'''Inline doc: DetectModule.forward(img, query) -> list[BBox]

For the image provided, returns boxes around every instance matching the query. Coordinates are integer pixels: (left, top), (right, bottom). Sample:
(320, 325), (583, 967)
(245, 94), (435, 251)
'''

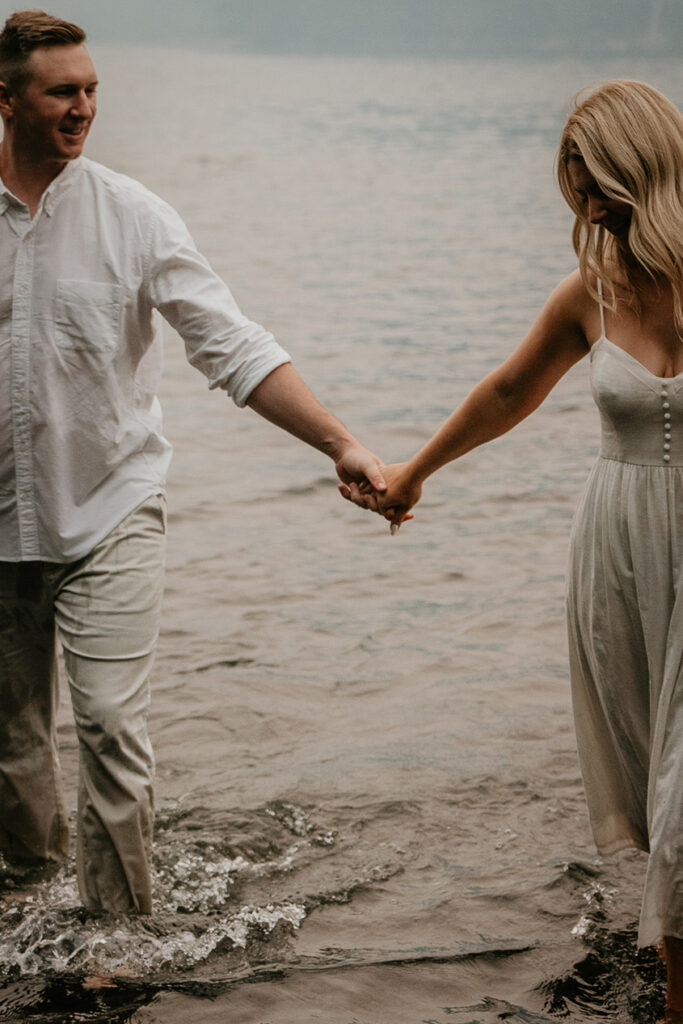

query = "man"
(0, 10), (383, 914)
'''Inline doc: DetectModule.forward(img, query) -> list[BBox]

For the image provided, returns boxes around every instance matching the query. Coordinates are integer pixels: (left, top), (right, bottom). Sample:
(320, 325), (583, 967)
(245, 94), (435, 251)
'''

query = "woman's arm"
(376, 271), (592, 522)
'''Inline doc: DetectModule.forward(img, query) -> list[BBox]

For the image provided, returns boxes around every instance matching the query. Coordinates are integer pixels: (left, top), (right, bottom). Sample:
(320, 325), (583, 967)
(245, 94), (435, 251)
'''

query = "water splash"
(571, 881), (618, 938)
(265, 800), (337, 847)
(0, 800), (330, 978)
(0, 896), (306, 977)
(153, 851), (250, 914)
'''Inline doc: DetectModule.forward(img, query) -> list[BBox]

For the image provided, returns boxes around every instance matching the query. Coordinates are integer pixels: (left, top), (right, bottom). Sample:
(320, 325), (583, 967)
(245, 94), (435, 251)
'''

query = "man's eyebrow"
(46, 78), (99, 90)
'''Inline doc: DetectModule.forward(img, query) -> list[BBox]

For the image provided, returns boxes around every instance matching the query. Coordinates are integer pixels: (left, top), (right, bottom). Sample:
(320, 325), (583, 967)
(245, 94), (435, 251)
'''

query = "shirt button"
(665, 433), (672, 440)
(664, 453), (671, 462)
(664, 443), (671, 450)
(663, 401), (671, 409)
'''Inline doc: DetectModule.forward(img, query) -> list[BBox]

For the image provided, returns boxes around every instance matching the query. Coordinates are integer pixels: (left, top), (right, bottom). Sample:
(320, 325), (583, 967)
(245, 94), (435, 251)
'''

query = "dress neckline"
(596, 334), (683, 382)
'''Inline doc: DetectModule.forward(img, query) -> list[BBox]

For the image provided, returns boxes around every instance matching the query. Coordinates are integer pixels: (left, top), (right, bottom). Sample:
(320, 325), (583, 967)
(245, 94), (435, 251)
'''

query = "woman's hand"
(374, 462), (422, 527)
(338, 460), (420, 529)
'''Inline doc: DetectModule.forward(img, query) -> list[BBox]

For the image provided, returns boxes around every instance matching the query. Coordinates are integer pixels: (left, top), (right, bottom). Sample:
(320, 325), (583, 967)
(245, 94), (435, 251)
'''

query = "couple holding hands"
(0, 6), (681, 1018)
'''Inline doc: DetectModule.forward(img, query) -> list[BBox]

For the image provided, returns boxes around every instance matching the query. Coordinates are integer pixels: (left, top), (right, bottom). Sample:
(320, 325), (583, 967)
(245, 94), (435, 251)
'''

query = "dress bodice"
(590, 336), (683, 466)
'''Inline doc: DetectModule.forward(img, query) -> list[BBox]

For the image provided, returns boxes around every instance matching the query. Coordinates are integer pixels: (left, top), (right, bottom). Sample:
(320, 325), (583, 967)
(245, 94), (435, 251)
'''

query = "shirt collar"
(0, 181), (12, 215)
(42, 157), (83, 216)
(0, 156), (83, 217)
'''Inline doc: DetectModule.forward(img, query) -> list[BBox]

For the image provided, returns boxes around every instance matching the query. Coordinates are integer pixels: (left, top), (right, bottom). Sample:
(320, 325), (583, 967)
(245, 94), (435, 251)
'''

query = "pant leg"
(0, 562), (69, 865)
(53, 495), (166, 913)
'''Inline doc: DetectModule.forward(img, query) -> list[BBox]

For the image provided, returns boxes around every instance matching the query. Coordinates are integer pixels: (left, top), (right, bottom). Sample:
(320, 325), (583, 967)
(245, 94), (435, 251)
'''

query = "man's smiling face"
(7, 43), (97, 166)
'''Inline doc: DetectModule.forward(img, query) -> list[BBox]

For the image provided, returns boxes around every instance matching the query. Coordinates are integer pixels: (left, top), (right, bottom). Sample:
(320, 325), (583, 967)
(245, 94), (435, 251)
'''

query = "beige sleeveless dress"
(567, 297), (683, 946)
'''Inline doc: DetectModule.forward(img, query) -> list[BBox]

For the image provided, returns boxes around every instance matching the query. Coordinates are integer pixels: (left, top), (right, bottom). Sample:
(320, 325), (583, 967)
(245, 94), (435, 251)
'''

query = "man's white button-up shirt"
(0, 157), (291, 562)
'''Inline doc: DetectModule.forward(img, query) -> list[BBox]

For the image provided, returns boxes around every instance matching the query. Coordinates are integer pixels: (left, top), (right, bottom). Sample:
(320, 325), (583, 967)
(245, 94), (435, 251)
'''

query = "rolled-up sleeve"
(145, 201), (290, 407)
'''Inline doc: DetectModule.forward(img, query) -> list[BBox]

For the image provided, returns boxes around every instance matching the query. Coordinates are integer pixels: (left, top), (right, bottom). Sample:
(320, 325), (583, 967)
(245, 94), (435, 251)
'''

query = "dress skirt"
(567, 455), (683, 946)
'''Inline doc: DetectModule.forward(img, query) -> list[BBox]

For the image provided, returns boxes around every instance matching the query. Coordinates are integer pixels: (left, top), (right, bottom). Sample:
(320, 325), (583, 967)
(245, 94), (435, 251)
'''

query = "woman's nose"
(587, 198), (607, 224)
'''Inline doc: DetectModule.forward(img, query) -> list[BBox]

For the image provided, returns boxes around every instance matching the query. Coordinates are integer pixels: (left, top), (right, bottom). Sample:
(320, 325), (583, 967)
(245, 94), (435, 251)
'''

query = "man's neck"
(0, 142), (70, 217)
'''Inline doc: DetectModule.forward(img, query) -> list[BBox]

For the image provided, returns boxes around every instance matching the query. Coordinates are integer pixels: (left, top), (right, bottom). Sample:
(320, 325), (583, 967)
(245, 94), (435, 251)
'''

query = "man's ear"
(0, 80), (14, 119)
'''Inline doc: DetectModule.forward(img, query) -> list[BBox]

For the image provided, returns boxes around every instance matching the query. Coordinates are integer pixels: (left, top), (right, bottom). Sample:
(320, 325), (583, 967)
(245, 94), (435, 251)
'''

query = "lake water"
(1, 45), (682, 1024)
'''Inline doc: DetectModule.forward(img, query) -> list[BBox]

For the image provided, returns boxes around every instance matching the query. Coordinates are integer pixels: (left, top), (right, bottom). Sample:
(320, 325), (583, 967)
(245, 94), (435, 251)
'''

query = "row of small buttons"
(662, 384), (672, 462)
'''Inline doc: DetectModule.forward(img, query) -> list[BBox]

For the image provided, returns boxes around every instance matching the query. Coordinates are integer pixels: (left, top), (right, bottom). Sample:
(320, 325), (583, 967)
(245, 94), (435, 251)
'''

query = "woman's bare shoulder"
(548, 268), (592, 311)
(543, 268), (599, 343)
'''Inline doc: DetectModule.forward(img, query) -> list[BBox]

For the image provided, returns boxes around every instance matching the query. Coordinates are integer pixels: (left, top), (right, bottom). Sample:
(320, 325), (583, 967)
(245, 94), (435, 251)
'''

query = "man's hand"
(338, 456), (421, 530)
(336, 443), (386, 510)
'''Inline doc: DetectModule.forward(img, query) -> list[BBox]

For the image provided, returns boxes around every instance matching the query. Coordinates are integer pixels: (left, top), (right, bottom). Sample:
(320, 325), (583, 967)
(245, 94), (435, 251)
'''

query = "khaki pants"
(0, 495), (166, 913)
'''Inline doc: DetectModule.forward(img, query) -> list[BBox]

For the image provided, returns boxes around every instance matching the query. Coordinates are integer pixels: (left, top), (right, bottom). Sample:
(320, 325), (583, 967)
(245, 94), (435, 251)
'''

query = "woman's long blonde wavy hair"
(557, 80), (683, 334)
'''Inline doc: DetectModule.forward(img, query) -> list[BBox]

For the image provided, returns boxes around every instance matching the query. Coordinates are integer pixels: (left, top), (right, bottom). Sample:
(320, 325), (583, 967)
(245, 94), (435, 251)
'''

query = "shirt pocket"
(54, 280), (123, 353)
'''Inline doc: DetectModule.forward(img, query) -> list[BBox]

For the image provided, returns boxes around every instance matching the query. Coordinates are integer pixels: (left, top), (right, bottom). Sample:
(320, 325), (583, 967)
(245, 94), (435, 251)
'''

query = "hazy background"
(0, 0), (680, 58)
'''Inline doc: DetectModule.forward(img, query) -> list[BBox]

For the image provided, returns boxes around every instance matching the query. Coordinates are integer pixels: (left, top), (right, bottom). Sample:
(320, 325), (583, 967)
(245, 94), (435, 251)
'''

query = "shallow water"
(1, 46), (682, 1024)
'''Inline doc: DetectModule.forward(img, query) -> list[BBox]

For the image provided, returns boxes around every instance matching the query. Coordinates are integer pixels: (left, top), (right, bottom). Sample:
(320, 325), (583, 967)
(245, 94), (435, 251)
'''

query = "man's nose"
(70, 90), (93, 118)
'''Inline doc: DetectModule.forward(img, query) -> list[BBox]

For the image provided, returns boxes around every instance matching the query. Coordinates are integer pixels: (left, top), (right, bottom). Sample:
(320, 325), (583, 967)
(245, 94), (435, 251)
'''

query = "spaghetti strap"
(597, 278), (606, 338)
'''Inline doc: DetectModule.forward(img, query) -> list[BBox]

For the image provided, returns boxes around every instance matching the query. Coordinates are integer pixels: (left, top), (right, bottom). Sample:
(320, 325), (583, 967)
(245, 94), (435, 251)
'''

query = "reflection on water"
(1, 46), (681, 1023)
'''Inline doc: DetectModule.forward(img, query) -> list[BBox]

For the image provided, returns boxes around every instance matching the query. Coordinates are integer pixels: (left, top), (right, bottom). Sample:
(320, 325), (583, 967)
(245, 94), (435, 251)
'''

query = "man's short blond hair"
(0, 9), (86, 93)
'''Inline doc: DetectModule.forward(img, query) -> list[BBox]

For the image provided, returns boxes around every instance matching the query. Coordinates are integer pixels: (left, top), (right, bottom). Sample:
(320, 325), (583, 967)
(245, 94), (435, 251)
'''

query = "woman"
(349, 80), (683, 1020)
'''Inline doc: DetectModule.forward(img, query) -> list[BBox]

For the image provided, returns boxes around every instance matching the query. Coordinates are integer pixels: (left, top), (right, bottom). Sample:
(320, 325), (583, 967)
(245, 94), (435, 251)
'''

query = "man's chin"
(58, 131), (89, 156)
(56, 142), (86, 161)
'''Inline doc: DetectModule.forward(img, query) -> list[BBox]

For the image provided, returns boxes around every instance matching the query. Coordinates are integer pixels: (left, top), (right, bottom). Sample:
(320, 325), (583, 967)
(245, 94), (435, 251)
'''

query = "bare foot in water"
(82, 966), (136, 990)
(82, 975), (118, 990)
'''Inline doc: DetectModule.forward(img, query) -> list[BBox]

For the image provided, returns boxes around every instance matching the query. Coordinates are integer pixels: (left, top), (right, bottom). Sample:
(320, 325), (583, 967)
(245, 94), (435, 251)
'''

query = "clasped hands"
(336, 449), (421, 530)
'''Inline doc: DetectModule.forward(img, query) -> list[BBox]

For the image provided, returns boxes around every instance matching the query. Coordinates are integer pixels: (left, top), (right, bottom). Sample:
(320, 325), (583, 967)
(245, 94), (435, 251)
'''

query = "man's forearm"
(246, 362), (355, 460)
(246, 362), (386, 492)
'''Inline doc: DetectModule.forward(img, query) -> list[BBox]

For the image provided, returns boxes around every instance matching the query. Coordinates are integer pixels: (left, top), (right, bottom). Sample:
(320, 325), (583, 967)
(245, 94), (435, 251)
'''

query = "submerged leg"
(64, 648), (158, 912)
(664, 936), (683, 1017)
(54, 496), (166, 913)
(0, 562), (69, 869)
